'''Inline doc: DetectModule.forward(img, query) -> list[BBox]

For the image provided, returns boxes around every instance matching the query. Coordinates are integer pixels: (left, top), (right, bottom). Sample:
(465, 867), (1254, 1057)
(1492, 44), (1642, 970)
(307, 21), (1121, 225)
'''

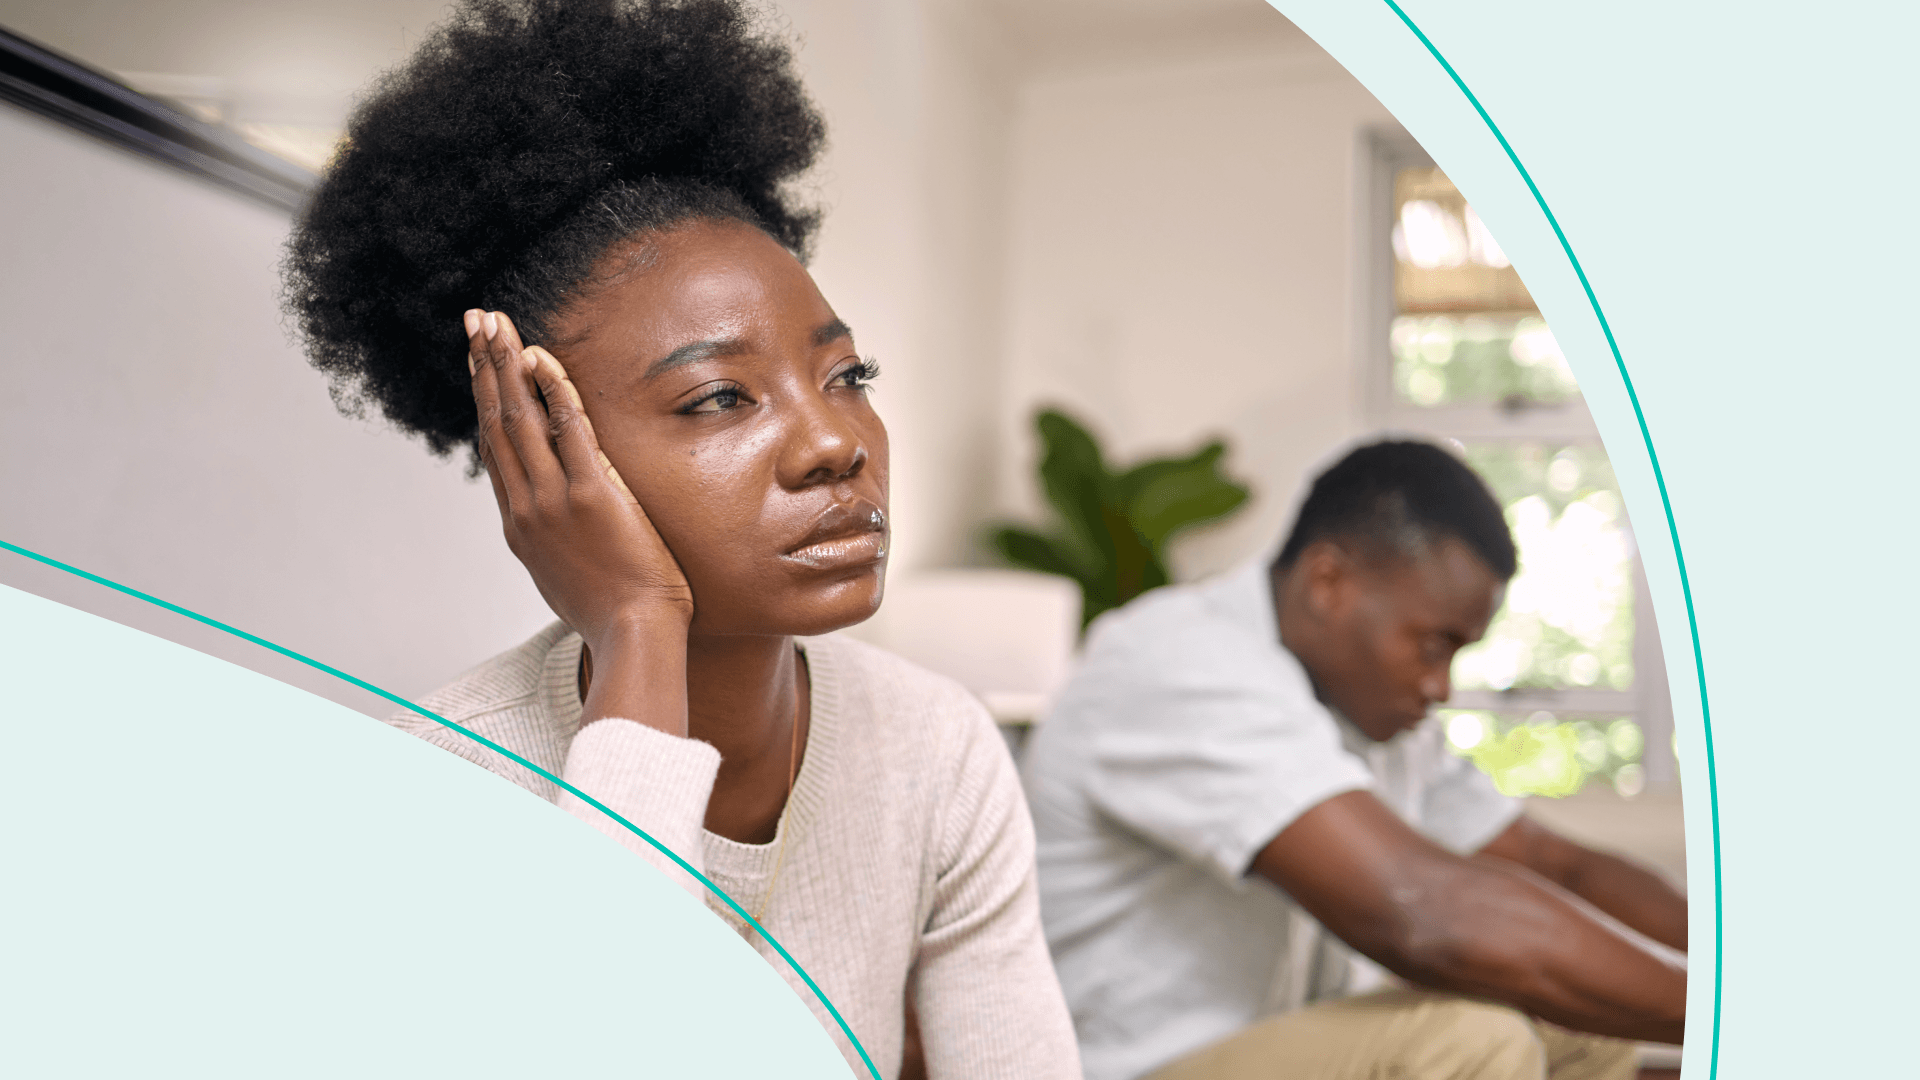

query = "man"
(1022, 440), (1686, 1080)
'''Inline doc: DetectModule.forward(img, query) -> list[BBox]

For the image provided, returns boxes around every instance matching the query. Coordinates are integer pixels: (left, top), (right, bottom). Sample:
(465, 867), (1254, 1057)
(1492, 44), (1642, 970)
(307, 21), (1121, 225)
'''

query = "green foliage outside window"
(1441, 710), (1647, 798)
(992, 409), (1251, 630)
(1452, 444), (1634, 694)
(1391, 314), (1581, 409)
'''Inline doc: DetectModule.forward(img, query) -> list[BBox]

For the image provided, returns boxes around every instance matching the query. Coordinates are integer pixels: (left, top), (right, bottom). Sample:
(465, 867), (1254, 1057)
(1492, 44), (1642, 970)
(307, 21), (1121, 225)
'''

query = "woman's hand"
(467, 309), (695, 733)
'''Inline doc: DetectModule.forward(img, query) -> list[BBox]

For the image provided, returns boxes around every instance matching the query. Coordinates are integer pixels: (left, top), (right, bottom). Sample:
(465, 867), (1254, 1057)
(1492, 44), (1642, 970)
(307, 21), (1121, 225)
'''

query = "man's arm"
(1250, 789), (1685, 1044)
(1477, 814), (1687, 952)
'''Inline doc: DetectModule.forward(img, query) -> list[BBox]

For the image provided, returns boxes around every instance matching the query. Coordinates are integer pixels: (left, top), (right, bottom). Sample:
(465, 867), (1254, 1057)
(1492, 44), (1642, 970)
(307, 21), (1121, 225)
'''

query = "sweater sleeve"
(555, 719), (722, 901)
(911, 708), (1082, 1080)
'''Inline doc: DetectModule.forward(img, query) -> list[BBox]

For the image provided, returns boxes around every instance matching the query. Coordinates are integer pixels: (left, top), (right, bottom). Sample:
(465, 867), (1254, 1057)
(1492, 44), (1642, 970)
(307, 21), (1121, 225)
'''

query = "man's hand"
(1250, 790), (1685, 1045)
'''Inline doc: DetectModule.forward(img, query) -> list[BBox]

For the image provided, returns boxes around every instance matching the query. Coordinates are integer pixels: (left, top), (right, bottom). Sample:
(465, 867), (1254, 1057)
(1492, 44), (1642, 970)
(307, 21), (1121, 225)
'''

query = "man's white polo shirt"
(1021, 558), (1520, 1080)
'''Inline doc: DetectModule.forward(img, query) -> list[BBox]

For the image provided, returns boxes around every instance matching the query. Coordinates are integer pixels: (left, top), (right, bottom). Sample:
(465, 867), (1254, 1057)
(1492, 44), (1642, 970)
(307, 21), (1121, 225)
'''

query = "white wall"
(995, 42), (1399, 580)
(0, 104), (554, 714)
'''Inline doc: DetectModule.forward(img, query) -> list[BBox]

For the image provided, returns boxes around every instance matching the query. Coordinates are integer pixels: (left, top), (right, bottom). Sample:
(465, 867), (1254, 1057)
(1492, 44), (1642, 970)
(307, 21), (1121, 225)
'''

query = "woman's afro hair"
(282, 0), (826, 458)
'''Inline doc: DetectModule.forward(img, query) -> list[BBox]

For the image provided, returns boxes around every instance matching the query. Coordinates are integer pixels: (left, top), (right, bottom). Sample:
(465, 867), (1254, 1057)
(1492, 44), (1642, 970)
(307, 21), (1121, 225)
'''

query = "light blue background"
(1273, 1), (1919, 1076)
(0, 583), (852, 1077)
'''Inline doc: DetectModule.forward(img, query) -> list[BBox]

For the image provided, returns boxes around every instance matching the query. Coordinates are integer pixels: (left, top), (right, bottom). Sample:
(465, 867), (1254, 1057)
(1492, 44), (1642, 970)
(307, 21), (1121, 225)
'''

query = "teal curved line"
(1374, 1), (1720, 1072)
(0, 537), (882, 1080)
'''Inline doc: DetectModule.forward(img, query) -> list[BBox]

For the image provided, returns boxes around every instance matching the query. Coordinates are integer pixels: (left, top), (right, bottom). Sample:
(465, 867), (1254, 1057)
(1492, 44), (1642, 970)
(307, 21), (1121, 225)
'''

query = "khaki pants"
(1144, 989), (1640, 1080)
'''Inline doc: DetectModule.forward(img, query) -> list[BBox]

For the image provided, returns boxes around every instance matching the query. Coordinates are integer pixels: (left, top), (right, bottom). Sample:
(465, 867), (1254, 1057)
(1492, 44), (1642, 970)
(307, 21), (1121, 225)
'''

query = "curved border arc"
(0, 537), (882, 1080)
(1371, 1), (1721, 1073)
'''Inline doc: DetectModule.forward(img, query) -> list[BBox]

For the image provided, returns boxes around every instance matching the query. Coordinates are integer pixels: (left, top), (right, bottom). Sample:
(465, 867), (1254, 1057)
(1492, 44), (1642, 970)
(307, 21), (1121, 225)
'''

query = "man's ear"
(1298, 541), (1355, 623)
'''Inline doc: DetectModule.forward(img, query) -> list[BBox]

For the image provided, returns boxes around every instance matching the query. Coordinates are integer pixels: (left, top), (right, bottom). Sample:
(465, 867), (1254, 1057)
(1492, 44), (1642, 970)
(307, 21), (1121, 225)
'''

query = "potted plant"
(992, 409), (1250, 630)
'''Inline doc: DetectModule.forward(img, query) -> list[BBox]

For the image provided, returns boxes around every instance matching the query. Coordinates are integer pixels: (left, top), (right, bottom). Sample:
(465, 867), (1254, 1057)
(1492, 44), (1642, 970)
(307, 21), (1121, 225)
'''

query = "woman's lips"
(783, 531), (889, 570)
(781, 502), (889, 571)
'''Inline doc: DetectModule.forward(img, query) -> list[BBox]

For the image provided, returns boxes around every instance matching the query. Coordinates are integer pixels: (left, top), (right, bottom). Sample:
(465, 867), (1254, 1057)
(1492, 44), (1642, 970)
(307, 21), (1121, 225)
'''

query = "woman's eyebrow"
(645, 338), (747, 379)
(644, 319), (852, 379)
(814, 318), (854, 347)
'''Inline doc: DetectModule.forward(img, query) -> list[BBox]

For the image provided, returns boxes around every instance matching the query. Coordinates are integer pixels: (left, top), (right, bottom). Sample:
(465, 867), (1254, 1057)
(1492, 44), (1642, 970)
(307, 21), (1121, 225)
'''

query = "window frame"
(0, 25), (312, 211)
(1355, 126), (1677, 792)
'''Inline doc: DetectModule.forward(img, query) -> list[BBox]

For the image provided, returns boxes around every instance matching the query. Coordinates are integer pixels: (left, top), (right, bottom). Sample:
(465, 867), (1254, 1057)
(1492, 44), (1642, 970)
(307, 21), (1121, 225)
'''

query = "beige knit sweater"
(389, 622), (1081, 1079)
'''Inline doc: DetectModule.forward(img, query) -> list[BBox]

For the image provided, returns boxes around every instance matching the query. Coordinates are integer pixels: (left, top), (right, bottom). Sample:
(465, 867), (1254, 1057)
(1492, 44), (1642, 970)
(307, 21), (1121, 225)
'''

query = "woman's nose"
(1419, 667), (1451, 706)
(776, 387), (868, 488)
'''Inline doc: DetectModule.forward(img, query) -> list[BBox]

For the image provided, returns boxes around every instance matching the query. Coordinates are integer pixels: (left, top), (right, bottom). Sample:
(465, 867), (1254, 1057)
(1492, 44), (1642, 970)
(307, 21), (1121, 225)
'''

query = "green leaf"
(1129, 469), (1250, 551)
(1035, 410), (1117, 564)
(991, 526), (1099, 590)
(1115, 441), (1226, 507)
(1128, 547), (1171, 600)
(987, 409), (1250, 635)
(1078, 595), (1119, 629)
(1101, 506), (1149, 610)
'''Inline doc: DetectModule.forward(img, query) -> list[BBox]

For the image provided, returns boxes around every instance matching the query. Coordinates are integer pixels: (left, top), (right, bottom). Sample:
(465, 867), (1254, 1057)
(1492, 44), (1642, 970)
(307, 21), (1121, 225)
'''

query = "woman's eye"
(684, 388), (744, 414)
(834, 358), (881, 390)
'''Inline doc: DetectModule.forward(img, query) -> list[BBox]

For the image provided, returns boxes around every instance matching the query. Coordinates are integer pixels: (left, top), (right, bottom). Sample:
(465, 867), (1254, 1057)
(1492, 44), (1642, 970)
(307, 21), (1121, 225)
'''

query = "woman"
(281, 1), (1079, 1076)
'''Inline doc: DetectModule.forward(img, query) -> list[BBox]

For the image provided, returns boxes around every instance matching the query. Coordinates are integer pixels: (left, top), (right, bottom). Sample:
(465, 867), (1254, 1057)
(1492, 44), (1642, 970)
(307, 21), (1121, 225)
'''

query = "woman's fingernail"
(467, 353), (477, 376)
(463, 309), (481, 337)
(524, 345), (543, 371)
(483, 311), (499, 339)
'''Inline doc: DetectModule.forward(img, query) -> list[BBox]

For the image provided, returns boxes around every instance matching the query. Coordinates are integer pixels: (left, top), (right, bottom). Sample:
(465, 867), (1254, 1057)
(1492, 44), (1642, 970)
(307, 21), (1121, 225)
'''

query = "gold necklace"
(750, 653), (805, 926)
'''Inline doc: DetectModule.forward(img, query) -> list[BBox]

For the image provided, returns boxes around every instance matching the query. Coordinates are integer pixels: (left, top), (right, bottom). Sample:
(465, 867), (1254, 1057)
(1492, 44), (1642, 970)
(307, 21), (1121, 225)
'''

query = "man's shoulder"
(1074, 564), (1292, 695)
(1037, 564), (1332, 768)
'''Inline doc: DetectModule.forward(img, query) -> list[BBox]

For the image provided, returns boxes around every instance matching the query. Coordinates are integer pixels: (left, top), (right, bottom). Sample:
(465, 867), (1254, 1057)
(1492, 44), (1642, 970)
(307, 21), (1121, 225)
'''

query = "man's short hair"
(1274, 440), (1517, 579)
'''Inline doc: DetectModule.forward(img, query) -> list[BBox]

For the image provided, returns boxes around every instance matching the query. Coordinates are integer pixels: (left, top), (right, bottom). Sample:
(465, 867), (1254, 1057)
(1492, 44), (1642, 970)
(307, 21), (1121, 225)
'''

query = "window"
(1361, 131), (1676, 798)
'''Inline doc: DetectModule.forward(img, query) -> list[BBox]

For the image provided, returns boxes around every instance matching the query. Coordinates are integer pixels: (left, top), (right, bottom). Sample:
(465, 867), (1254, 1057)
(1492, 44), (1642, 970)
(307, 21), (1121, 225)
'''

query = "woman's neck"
(684, 631), (804, 758)
(579, 630), (809, 844)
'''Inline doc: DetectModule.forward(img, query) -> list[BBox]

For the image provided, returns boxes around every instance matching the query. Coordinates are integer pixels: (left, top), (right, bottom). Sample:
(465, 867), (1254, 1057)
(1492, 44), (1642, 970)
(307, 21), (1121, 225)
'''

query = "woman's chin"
(789, 566), (886, 637)
(694, 564), (885, 638)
